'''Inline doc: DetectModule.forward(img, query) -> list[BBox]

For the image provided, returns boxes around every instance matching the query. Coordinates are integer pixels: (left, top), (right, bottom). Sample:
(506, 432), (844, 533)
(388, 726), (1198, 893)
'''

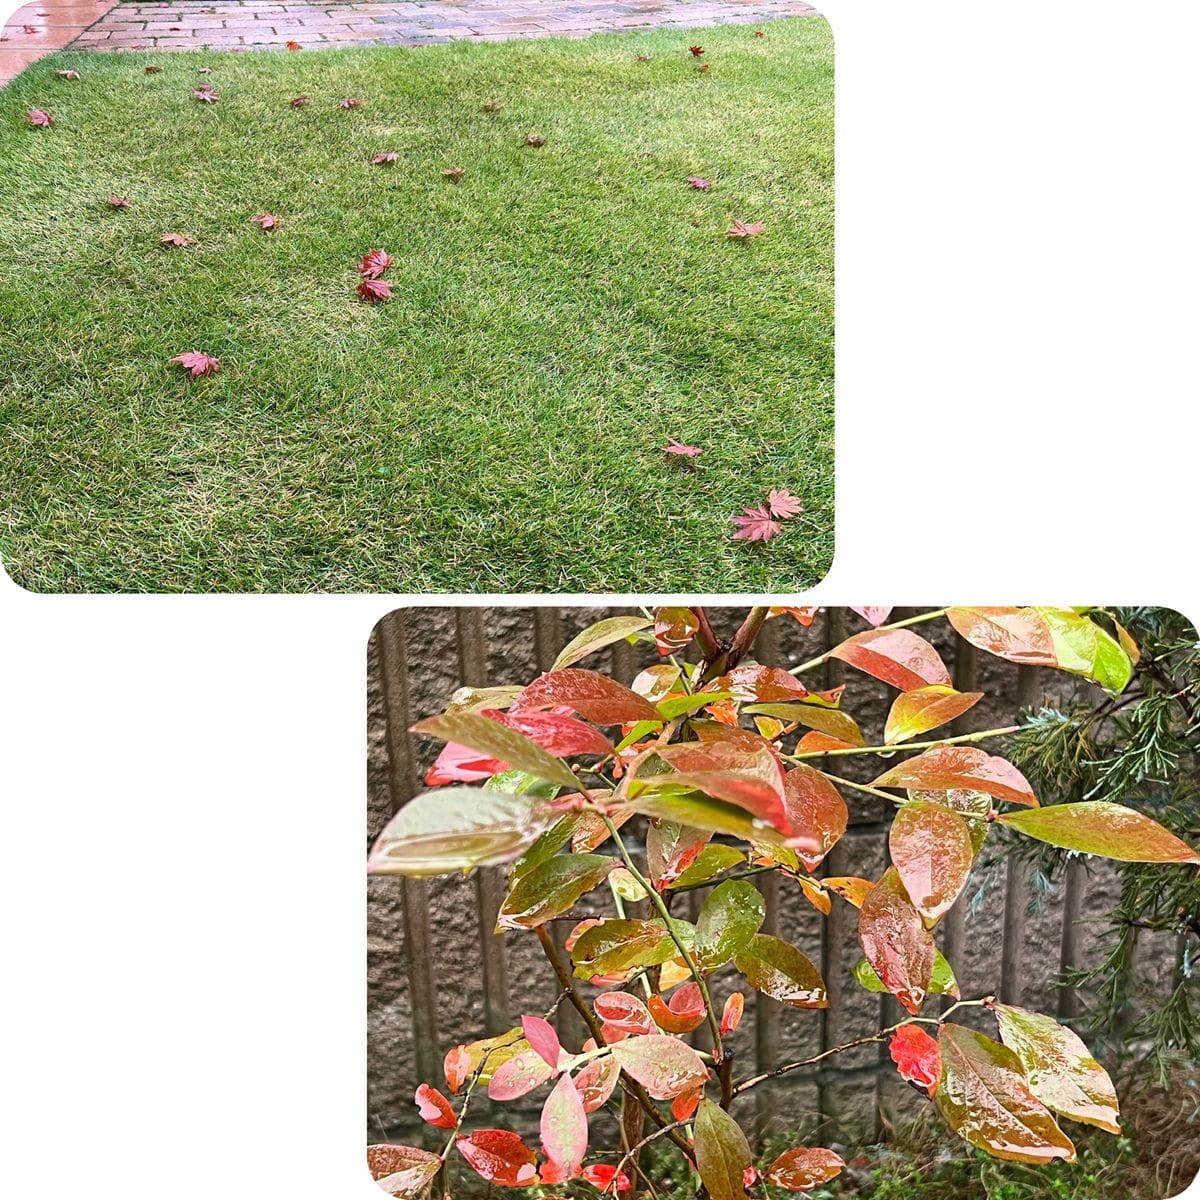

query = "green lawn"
(0, 20), (832, 593)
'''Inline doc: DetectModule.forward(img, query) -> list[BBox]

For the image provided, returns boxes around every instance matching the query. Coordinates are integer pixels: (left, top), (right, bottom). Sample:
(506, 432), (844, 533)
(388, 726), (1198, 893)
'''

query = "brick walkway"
(1, 1), (119, 82)
(68, 0), (818, 53)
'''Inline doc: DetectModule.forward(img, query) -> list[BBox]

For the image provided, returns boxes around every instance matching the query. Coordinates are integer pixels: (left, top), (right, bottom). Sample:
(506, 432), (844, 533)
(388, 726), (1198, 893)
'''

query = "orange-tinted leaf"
(795, 874), (831, 915)
(945, 607), (1056, 665)
(339, 97), (363, 109)
(444, 1044), (471, 1094)
(582, 1164), (632, 1192)
(487, 1048), (557, 1100)
(889, 801), (975, 925)
(594, 991), (655, 1036)
(718, 665), (809, 703)
(513, 668), (659, 725)
(372, 151), (399, 165)
(830, 629), (951, 691)
(770, 605), (820, 626)
(780, 764), (847, 871)
(796, 730), (855, 753)
(734, 933), (827, 1008)
(442, 166), (466, 182)
(936, 1024), (1075, 1164)
(648, 984), (706, 1033)
(872, 746), (1037, 807)
(522, 1014), (563, 1069)
(367, 1144), (441, 1197)
(889, 1024), (941, 1093)
(993, 1004), (1120, 1133)
(884, 686), (984, 744)
(695, 1099), (751, 1200)
(654, 607), (700, 655)
(689, 45), (706, 56)
(286, 39), (301, 50)
(414, 1082), (456, 1128)
(107, 194), (131, 209)
(484, 707), (612, 758)
(858, 868), (934, 1014)
(574, 1054), (620, 1112)
(289, 94), (310, 107)
(997, 802), (1200, 863)
(765, 1146), (846, 1191)
(540, 1071), (588, 1180)
(823, 876), (873, 908)
(170, 350), (219, 377)
(609, 1034), (708, 1100)
(720, 992), (745, 1035)
(456, 1129), (539, 1186)
(673, 1085), (703, 1120)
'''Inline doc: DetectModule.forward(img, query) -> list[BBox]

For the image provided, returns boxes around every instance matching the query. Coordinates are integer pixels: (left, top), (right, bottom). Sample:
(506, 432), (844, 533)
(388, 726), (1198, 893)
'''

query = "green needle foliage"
(0, 20), (832, 592)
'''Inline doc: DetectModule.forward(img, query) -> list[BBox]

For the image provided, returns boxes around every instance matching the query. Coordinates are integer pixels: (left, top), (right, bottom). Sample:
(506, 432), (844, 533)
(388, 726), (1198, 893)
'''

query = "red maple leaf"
(144, 64), (162, 74)
(689, 45), (704, 56)
(727, 218), (765, 240)
(664, 436), (701, 458)
(27, 109), (53, 127)
(107, 194), (131, 209)
(442, 166), (466, 182)
(170, 350), (220, 377)
(285, 39), (301, 51)
(56, 69), (81, 80)
(289, 95), (310, 108)
(732, 504), (782, 543)
(889, 1025), (941, 1094)
(525, 133), (545, 147)
(338, 97), (362, 109)
(371, 151), (398, 165)
(193, 86), (218, 103)
(159, 232), (197, 247)
(357, 248), (393, 278)
(686, 175), (712, 190)
(357, 277), (393, 302)
(767, 487), (803, 518)
(250, 213), (279, 231)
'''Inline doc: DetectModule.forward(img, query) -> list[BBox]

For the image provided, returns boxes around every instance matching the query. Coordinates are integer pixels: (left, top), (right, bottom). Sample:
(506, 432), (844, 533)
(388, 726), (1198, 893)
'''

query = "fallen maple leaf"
(525, 133), (545, 147)
(22, 23), (37, 33)
(197, 67), (213, 75)
(727, 218), (765, 240)
(56, 69), (81, 80)
(689, 45), (704, 56)
(732, 504), (782, 543)
(357, 248), (393, 278)
(698, 62), (711, 72)
(107, 194), (131, 209)
(27, 109), (53, 127)
(442, 166), (465, 182)
(357, 277), (393, 302)
(251, 213), (280, 231)
(170, 350), (220, 377)
(636, 53), (651, 62)
(338, 97), (362, 109)
(664, 436), (701, 458)
(754, 30), (766, 37)
(767, 487), (803, 518)
(144, 64), (162, 74)
(193, 86), (218, 103)
(286, 40), (301, 50)
(289, 95), (311, 108)
(371, 151), (399, 165)
(159, 232), (197, 247)
(480, 99), (502, 112)
(686, 176), (712, 190)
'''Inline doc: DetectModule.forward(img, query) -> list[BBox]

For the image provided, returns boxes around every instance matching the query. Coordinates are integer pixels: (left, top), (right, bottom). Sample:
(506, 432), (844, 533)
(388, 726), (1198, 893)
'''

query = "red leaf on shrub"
(358, 277), (393, 302)
(170, 350), (220, 377)
(487, 1049), (558, 1100)
(889, 1024), (941, 1093)
(512, 668), (659, 725)
(731, 504), (781, 542)
(56, 69), (81, 80)
(339, 97), (362, 109)
(689, 45), (705, 56)
(767, 487), (803, 518)
(289, 95), (311, 108)
(424, 740), (504, 785)
(251, 212), (279, 231)
(456, 1130), (539, 1186)
(594, 991), (655, 1036)
(414, 1082), (456, 1129)
(27, 109), (53, 126)
(485, 707), (612, 757)
(582, 1163), (632, 1192)
(780, 763), (847, 871)
(574, 1054), (620, 1113)
(357, 248), (393, 279)
(609, 1034), (709, 1100)
(720, 992), (745, 1035)
(159, 232), (197, 247)
(851, 606), (894, 627)
(107, 194), (131, 209)
(872, 745), (1037, 807)
(443, 1044), (472, 1094)
(858, 868), (934, 1015)
(686, 176), (712, 190)
(653, 607), (700, 657)
(718, 664), (809, 703)
(664, 435), (702, 457)
(372, 151), (399, 165)
(766, 1146), (846, 1191)
(673, 1084), (703, 1121)
(522, 1014), (563, 1069)
(647, 984), (706, 1033)
(367, 1144), (442, 1196)
(829, 628), (952, 692)
(796, 730), (855, 753)
(727, 219), (764, 240)
(540, 1071), (588, 1181)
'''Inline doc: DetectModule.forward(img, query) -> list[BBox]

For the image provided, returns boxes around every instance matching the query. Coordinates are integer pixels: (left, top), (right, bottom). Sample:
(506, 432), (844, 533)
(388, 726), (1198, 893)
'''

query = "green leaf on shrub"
(853, 950), (959, 998)
(497, 853), (613, 929)
(695, 1098), (753, 1200)
(552, 615), (651, 671)
(570, 918), (695, 979)
(695, 880), (766, 972)
(367, 788), (555, 876)
(413, 711), (579, 790)
(997, 801), (1200, 863)
(667, 844), (746, 890)
(1033, 607), (1133, 695)
(734, 933), (827, 1008)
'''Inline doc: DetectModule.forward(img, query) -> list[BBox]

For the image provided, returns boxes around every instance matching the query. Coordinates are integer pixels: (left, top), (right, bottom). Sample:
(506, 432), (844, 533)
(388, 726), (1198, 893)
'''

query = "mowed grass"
(0, 20), (832, 593)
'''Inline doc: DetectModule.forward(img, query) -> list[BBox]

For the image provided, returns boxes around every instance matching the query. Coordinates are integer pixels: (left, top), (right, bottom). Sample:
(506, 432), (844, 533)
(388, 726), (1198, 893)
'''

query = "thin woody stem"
(607, 1119), (693, 1197)
(787, 725), (1020, 762)
(787, 608), (950, 676)
(601, 815), (726, 1058)
(817, 772), (907, 806)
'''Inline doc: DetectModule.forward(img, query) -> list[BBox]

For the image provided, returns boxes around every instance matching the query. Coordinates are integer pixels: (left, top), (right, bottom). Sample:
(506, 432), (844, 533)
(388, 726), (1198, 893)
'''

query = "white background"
(2, 0), (1198, 1195)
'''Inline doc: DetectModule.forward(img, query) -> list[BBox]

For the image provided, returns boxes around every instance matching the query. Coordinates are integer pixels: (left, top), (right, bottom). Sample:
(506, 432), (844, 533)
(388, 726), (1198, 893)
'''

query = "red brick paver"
(0, 0), (119, 82)
(68, 0), (819, 53)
